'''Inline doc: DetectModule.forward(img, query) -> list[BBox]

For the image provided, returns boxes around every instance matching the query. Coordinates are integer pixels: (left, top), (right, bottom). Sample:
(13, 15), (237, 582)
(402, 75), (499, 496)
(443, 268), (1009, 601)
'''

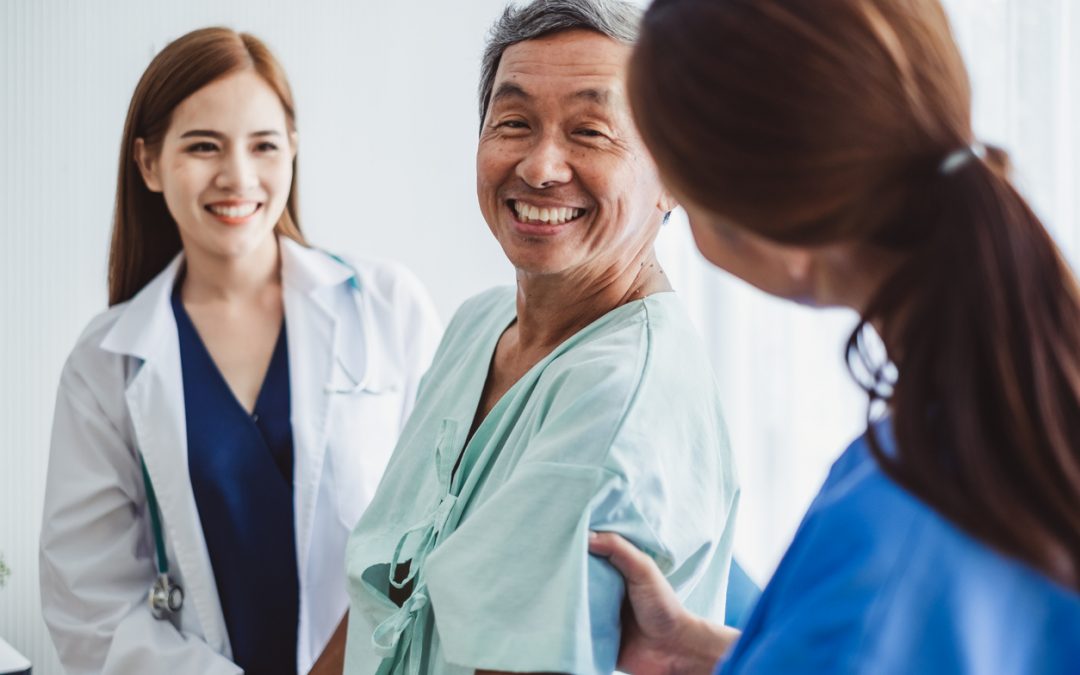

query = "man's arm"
(589, 532), (738, 675)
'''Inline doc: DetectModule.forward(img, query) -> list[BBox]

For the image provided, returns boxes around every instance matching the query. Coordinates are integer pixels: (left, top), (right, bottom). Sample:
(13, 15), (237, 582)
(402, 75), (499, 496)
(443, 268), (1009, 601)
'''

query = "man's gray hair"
(478, 0), (642, 129)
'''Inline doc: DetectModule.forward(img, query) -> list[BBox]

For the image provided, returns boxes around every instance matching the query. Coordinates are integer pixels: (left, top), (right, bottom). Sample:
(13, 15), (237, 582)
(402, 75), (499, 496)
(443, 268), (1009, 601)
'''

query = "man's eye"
(575, 128), (605, 138)
(499, 120), (529, 130)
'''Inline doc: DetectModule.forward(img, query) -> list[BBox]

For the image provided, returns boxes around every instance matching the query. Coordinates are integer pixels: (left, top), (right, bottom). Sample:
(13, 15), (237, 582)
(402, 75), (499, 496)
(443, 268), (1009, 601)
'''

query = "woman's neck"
(181, 234), (281, 305)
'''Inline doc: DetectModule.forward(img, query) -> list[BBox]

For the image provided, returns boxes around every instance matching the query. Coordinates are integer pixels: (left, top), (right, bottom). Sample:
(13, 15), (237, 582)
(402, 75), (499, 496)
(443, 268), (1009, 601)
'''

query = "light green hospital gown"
(344, 287), (739, 675)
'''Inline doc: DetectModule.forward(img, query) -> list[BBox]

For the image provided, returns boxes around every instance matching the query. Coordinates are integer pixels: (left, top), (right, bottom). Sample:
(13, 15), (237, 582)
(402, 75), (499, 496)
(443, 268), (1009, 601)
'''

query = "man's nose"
(215, 149), (259, 192)
(515, 134), (573, 189)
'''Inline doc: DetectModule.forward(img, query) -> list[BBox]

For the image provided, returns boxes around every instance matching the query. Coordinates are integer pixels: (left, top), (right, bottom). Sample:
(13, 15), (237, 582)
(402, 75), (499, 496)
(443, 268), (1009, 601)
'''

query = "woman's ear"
(133, 138), (163, 193)
(782, 248), (815, 288)
(657, 187), (679, 215)
(289, 130), (299, 161)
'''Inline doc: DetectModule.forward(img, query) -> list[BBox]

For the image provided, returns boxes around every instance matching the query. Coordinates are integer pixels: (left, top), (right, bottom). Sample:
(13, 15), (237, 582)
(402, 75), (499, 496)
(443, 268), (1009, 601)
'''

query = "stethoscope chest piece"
(141, 456), (184, 620)
(149, 573), (184, 619)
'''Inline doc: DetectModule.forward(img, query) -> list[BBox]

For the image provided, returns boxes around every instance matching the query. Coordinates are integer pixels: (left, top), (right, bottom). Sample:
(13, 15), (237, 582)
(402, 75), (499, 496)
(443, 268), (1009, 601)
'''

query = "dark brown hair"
(108, 27), (306, 306)
(631, 0), (1080, 588)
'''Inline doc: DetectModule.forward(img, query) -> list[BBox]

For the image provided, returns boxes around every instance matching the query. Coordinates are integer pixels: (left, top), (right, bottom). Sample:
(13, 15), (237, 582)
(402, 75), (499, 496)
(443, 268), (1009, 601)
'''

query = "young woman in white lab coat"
(39, 28), (441, 675)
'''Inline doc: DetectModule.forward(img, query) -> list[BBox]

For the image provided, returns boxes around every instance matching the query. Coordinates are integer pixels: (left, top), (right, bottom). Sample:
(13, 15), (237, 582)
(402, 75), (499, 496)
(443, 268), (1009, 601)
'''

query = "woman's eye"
(255, 142), (280, 152)
(186, 142), (218, 153)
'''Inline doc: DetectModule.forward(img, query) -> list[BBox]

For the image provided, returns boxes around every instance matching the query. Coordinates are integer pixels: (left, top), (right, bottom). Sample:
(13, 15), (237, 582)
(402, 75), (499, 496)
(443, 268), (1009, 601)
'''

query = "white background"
(2, 1), (1078, 673)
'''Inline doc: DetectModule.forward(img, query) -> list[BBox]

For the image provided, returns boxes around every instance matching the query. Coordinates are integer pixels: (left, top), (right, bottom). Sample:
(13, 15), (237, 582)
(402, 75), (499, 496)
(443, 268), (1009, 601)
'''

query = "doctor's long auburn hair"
(631, 0), (1080, 589)
(108, 27), (306, 306)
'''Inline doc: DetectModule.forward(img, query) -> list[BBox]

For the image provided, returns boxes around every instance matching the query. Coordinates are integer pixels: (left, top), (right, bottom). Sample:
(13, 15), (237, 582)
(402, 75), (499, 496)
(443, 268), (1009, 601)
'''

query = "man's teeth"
(513, 202), (584, 225)
(208, 203), (258, 218)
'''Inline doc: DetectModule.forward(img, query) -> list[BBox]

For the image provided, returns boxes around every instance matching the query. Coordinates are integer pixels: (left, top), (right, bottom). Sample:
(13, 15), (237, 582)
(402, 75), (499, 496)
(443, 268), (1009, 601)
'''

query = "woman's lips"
(205, 202), (262, 225)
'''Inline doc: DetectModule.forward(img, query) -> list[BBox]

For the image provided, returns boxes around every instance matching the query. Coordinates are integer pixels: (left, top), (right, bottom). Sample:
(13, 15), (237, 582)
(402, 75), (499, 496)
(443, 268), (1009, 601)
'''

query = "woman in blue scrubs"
(589, 0), (1080, 672)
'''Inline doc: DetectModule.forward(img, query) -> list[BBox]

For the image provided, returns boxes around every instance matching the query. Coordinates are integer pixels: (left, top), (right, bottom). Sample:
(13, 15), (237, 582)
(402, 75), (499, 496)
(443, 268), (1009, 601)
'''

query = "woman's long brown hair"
(108, 27), (306, 306)
(631, 0), (1080, 588)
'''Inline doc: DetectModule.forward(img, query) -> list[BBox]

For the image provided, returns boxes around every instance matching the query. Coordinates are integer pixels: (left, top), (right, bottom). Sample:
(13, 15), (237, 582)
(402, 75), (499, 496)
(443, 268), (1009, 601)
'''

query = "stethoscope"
(323, 355), (398, 396)
(322, 262), (397, 397)
(140, 456), (184, 619)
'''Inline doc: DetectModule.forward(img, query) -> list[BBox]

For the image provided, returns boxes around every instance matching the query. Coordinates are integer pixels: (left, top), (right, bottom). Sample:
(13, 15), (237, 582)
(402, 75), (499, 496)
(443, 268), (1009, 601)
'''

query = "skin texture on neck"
(180, 229), (282, 305)
(512, 243), (670, 351)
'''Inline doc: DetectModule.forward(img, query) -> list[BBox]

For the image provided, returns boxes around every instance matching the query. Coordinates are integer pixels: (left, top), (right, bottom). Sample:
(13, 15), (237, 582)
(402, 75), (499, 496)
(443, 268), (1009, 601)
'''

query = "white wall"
(0, 1), (512, 671)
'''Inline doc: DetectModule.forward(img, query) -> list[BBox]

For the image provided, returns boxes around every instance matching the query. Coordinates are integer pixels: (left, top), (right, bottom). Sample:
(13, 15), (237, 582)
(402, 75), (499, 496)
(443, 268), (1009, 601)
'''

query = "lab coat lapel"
(100, 254), (231, 654)
(280, 238), (354, 582)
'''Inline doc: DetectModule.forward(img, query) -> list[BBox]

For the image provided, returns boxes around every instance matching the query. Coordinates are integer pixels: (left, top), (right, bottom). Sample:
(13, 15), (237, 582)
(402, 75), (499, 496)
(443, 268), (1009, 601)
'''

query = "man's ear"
(134, 138), (163, 193)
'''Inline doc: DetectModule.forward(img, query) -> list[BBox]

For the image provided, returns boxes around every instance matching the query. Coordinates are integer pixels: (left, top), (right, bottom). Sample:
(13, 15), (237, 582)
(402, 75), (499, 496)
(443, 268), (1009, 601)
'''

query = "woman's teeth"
(513, 201), (584, 225)
(208, 203), (259, 218)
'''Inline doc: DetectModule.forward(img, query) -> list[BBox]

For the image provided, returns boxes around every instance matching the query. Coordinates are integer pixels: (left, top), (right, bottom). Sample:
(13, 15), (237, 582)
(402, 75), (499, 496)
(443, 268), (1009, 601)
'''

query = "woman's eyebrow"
(179, 129), (225, 139)
(178, 129), (282, 139)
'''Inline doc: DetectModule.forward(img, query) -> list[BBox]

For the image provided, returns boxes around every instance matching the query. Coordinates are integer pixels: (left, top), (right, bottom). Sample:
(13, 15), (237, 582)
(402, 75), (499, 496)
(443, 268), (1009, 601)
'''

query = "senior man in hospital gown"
(343, 1), (738, 673)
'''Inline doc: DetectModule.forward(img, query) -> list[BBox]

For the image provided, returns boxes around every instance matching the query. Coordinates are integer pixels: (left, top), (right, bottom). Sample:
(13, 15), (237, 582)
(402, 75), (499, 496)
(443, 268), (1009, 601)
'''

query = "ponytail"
(851, 147), (1080, 587)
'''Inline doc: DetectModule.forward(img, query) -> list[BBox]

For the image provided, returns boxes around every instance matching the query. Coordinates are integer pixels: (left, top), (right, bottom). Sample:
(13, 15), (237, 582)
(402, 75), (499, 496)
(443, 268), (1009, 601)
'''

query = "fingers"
(589, 531), (666, 587)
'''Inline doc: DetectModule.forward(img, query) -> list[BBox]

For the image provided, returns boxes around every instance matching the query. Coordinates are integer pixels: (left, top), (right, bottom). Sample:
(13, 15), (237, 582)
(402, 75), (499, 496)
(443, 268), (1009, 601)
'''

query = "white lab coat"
(40, 237), (442, 675)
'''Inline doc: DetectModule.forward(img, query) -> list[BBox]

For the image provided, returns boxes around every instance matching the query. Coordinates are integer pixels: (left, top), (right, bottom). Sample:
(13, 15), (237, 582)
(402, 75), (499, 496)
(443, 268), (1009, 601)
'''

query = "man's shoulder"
(534, 293), (730, 471)
(547, 293), (721, 420)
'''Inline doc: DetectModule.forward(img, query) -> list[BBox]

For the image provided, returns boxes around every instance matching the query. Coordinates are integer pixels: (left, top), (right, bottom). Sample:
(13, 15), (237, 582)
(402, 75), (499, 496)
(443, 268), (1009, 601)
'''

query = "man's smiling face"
(476, 29), (672, 278)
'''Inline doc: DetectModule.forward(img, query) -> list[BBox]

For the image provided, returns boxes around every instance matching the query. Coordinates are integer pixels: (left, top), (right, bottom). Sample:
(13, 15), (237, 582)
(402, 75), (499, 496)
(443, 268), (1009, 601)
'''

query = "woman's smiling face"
(135, 69), (296, 262)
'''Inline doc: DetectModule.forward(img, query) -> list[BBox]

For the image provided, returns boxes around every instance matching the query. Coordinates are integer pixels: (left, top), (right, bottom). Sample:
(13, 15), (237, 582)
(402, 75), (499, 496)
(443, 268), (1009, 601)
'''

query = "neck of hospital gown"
(718, 422), (1080, 675)
(343, 287), (740, 675)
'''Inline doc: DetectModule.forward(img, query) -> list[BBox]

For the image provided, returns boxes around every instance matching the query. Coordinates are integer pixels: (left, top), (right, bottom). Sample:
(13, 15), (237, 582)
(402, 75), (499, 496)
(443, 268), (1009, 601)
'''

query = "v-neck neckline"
(171, 286), (286, 421)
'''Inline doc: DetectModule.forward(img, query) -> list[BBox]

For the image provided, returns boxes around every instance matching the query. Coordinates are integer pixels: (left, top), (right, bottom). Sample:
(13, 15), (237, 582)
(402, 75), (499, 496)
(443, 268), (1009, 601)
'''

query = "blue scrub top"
(719, 422), (1080, 674)
(172, 286), (299, 675)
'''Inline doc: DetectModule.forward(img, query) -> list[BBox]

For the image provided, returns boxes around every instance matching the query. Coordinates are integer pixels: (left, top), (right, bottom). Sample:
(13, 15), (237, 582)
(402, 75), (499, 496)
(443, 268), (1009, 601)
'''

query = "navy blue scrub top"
(172, 284), (299, 675)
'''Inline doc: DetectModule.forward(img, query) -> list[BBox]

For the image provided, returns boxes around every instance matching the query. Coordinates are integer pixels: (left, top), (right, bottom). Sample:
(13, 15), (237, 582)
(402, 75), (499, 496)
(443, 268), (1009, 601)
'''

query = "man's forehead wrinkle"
(495, 77), (617, 97)
(499, 56), (626, 79)
(495, 64), (625, 99)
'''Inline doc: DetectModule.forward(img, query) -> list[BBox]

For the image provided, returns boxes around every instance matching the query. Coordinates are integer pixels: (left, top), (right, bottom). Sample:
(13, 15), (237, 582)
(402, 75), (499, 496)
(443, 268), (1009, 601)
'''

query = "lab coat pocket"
(328, 389), (406, 530)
